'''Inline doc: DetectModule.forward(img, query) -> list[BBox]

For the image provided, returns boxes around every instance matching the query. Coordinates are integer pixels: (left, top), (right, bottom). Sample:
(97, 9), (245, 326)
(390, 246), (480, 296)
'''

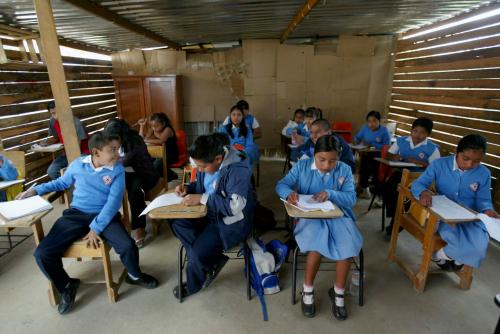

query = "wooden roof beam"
(280, 0), (319, 42)
(63, 0), (180, 50)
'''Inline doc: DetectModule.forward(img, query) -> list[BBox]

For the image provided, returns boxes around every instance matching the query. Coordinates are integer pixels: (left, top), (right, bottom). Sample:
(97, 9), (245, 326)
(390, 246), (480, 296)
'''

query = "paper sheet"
(31, 143), (64, 152)
(297, 194), (335, 212)
(477, 214), (500, 242)
(386, 160), (418, 167)
(0, 195), (52, 221)
(139, 193), (183, 216)
(0, 179), (25, 190)
(349, 144), (368, 150)
(431, 195), (477, 221)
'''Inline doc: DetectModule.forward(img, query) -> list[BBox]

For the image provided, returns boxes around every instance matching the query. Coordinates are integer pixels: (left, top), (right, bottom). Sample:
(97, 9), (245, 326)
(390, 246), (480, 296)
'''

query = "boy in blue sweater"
(170, 133), (254, 299)
(19, 131), (158, 315)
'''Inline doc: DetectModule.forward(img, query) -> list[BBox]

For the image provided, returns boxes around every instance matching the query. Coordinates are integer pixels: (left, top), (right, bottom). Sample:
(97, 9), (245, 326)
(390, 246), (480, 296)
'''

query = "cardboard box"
(243, 40), (278, 78)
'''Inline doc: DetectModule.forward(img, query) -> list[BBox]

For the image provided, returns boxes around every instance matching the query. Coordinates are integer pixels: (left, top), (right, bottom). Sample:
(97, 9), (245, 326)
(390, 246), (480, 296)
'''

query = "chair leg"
(358, 249), (364, 306)
(367, 192), (376, 211)
(457, 265), (473, 290)
(178, 243), (185, 303)
(291, 246), (299, 305)
(102, 246), (118, 303)
(245, 243), (251, 300)
(48, 282), (59, 306)
(381, 199), (386, 232)
(256, 163), (260, 187)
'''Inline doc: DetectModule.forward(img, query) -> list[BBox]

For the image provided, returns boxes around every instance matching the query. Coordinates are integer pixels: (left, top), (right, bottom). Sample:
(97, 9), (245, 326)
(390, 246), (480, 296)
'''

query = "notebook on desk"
(0, 196), (53, 221)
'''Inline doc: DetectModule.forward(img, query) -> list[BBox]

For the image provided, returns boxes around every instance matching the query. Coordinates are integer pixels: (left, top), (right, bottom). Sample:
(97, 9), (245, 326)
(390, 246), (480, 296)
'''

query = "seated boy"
(291, 118), (355, 172)
(170, 133), (254, 299)
(19, 131), (158, 315)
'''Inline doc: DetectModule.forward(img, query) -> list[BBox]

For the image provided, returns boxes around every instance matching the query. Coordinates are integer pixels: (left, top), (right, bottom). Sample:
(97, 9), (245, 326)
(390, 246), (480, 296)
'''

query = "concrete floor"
(0, 160), (499, 334)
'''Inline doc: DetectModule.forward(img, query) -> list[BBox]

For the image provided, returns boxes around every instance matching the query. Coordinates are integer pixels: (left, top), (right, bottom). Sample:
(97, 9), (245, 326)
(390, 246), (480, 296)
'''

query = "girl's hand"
(392, 154), (402, 161)
(312, 191), (329, 202)
(182, 194), (201, 206)
(287, 192), (298, 205)
(484, 210), (499, 218)
(175, 185), (187, 197)
(419, 190), (433, 207)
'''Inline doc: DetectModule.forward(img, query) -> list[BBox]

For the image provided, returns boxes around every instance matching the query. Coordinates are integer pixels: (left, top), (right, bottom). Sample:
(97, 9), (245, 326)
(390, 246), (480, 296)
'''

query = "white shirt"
(388, 137), (440, 163)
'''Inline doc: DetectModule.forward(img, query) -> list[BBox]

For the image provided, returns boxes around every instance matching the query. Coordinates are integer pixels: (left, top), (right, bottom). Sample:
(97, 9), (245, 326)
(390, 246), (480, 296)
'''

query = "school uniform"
(282, 121), (307, 137)
(276, 159), (363, 260)
(354, 124), (391, 189)
(33, 156), (141, 293)
(219, 124), (260, 165)
(0, 155), (19, 201)
(411, 155), (492, 268)
(170, 147), (254, 294)
(385, 137), (440, 218)
(223, 114), (260, 133)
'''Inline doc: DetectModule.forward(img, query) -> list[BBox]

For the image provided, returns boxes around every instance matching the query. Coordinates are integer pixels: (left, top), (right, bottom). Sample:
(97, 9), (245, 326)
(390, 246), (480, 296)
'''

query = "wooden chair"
(387, 169), (474, 292)
(146, 143), (169, 195)
(47, 173), (131, 305)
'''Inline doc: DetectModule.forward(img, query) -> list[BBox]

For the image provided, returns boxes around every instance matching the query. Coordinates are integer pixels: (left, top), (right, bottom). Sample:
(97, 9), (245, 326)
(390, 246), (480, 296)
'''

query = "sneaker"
(358, 188), (371, 199)
(58, 278), (80, 315)
(328, 287), (348, 321)
(202, 255), (229, 289)
(125, 273), (158, 289)
(301, 290), (316, 318)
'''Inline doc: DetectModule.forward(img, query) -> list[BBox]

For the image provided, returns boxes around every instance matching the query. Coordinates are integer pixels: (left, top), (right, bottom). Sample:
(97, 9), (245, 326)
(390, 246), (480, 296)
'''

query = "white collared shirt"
(82, 155), (114, 172)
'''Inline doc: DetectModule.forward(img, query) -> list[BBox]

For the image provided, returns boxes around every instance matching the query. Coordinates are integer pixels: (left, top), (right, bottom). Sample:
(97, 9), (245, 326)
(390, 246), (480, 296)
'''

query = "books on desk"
(281, 195), (336, 212)
(0, 195), (52, 221)
(31, 143), (63, 152)
(140, 193), (184, 216)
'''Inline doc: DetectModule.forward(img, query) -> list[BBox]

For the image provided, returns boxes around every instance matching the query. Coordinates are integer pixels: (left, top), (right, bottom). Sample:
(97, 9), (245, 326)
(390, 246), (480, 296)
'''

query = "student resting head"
(456, 134), (487, 171)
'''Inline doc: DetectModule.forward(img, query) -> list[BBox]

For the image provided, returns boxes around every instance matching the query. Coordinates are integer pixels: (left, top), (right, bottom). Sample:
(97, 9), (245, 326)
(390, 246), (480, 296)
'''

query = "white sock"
(128, 273), (139, 281)
(334, 285), (345, 307)
(302, 284), (314, 304)
(433, 248), (451, 264)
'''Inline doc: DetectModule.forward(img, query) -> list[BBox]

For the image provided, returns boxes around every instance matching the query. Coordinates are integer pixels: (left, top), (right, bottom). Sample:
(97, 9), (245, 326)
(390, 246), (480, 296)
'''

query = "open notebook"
(0, 196), (53, 221)
(281, 194), (336, 212)
(140, 193), (184, 216)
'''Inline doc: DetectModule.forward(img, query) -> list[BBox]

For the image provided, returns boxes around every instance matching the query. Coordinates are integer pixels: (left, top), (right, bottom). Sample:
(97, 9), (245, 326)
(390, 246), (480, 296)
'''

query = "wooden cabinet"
(113, 75), (183, 130)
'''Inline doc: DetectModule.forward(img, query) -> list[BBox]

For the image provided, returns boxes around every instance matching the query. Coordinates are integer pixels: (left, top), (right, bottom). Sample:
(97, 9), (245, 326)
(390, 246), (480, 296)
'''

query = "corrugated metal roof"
(0, 0), (494, 52)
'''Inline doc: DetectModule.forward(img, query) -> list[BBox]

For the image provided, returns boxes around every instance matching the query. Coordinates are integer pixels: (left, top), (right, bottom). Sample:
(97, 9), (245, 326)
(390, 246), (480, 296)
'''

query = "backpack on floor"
(243, 238), (288, 321)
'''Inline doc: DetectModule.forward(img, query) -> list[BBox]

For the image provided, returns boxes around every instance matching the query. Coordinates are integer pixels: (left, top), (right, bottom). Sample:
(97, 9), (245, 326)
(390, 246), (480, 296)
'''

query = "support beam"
(280, 0), (319, 42)
(64, 0), (180, 50)
(34, 0), (81, 163)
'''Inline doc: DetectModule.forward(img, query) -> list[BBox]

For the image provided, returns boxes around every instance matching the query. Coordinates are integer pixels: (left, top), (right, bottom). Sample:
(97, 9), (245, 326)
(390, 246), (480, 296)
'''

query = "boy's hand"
(419, 190), (433, 207)
(312, 191), (329, 203)
(391, 154), (402, 161)
(175, 185), (187, 197)
(15, 188), (37, 200)
(137, 118), (146, 126)
(182, 194), (201, 206)
(407, 157), (427, 167)
(287, 192), (298, 205)
(83, 230), (103, 249)
(484, 210), (499, 218)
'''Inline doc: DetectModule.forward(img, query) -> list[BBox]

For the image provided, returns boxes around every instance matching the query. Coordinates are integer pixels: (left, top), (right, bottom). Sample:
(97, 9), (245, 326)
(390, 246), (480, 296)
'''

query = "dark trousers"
(125, 173), (150, 230)
(34, 208), (141, 293)
(383, 170), (403, 219)
(153, 158), (177, 181)
(359, 151), (381, 188)
(170, 217), (225, 294)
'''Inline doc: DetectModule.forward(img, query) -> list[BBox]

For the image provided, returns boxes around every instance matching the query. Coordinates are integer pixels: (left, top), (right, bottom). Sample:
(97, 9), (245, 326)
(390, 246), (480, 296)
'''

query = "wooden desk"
(374, 157), (418, 168)
(0, 179), (25, 191)
(148, 203), (207, 220)
(283, 202), (344, 219)
(30, 144), (64, 162)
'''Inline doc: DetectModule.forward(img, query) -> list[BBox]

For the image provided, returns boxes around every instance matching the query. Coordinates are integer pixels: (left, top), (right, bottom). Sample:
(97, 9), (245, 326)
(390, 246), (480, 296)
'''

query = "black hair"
(457, 134), (487, 154)
(294, 108), (305, 117)
(311, 118), (330, 132)
(236, 100), (249, 111)
(188, 134), (226, 163)
(314, 134), (341, 155)
(305, 107), (321, 119)
(366, 110), (381, 121)
(104, 118), (143, 152)
(150, 112), (173, 131)
(412, 117), (433, 133)
(47, 101), (55, 111)
(212, 132), (230, 146)
(224, 105), (248, 139)
(88, 130), (120, 152)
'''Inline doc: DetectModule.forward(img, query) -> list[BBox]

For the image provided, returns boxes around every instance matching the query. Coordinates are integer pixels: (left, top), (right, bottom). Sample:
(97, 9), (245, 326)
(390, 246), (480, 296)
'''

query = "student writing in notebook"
(276, 135), (362, 321)
(411, 134), (498, 271)
(17, 131), (158, 315)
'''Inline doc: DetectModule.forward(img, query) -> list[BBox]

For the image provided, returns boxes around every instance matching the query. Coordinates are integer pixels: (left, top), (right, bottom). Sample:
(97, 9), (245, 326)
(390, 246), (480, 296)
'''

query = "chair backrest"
(1, 150), (25, 178)
(399, 169), (427, 226)
(147, 144), (168, 190)
(331, 122), (353, 143)
(170, 129), (188, 168)
(377, 145), (392, 182)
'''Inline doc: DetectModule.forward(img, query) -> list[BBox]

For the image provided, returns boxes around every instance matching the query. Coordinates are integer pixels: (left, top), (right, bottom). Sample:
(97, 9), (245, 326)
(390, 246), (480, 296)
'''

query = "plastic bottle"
(348, 270), (365, 296)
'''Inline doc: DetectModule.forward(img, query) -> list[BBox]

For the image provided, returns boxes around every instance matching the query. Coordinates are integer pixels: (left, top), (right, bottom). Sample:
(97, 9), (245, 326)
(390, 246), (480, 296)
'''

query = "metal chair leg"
(367, 192), (376, 211)
(178, 243), (185, 303)
(291, 246), (299, 305)
(245, 243), (251, 300)
(359, 248), (364, 306)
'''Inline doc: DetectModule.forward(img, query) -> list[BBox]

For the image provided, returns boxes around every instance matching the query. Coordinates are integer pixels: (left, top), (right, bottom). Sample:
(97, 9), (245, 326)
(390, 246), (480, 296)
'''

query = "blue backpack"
(243, 238), (288, 321)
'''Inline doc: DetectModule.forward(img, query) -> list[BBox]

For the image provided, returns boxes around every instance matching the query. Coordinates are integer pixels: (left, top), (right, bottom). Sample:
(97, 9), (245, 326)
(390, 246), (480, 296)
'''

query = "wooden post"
(34, 0), (81, 162)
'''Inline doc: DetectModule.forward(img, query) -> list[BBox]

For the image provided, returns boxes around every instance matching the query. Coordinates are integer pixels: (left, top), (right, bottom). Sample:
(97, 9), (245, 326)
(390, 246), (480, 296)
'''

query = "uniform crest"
(102, 175), (113, 185)
(375, 137), (381, 142)
(418, 152), (425, 159)
(469, 182), (478, 192)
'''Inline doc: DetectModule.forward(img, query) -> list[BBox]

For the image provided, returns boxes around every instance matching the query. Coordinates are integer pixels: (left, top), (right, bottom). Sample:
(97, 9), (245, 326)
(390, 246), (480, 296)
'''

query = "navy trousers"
(359, 151), (381, 188)
(34, 208), (141, 293)
(170, 217), (225, 294)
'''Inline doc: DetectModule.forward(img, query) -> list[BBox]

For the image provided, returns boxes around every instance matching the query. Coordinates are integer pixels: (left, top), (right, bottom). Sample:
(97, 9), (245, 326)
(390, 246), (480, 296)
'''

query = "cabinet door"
(143, 76), (183, 130)
(114, 77), (146, 126)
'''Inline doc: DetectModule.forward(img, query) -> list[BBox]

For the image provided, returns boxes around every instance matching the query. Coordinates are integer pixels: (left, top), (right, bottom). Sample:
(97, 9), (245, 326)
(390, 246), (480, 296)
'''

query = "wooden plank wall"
(388, 3), (500, 211)
(0, 41), (117, 186)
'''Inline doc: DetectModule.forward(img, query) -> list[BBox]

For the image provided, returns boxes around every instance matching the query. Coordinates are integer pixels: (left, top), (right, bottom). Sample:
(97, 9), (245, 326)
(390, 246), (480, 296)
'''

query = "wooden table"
(148, 203), (207, 220)
(30, 144), (64, 162)
(0, 179), (25, 191)
(283, 201), (344, 219)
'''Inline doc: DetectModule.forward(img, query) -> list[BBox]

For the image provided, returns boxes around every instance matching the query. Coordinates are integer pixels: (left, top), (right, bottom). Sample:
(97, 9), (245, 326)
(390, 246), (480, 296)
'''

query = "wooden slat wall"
(389, 2), (500, 211)
(0, 48), (117, 186)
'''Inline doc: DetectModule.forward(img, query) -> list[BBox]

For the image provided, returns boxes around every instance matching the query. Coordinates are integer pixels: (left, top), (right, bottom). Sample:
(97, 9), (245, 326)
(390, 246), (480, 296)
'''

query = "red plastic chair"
(170, 130), (188, 168)
(331, 122), (353, 143)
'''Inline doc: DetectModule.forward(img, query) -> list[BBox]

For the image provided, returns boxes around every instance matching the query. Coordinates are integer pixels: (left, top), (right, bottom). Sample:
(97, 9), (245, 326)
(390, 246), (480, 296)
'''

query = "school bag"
(243, 238), (288, 321)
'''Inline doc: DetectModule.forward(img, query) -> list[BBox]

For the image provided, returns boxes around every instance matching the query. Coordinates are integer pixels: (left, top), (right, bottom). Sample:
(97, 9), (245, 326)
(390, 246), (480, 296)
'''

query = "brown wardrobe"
(113, 75), (183, 130)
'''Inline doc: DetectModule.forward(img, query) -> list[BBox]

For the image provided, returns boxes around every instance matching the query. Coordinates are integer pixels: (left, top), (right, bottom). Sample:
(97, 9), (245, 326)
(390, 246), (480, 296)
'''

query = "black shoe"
(125, 273), (158, 289)
(173, 282), (190, 300)
(202, 255), (229, 289)
(58, 278), (80, 315)
(329, 287), (348, 321)
(301, 291), (316, 318)
(434, 260), (461, 272)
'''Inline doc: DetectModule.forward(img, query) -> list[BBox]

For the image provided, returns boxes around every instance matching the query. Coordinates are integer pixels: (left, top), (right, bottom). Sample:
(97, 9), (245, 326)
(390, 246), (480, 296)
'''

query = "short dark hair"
(212, 132), (230, 146)
(366, 110), (381, 121)
(188, 134), (226, 163)
(47, 101), (55, 111)
(457, 134), (487, 154)
(88, 131), (120, 152)
(314, 134), (341, 155)
(294, 108), (305, 116)
(412, 117), (433, 133)
(305, 107), (321, 119)
(311, 118), (330, 132)
(236, 100), (249, 111)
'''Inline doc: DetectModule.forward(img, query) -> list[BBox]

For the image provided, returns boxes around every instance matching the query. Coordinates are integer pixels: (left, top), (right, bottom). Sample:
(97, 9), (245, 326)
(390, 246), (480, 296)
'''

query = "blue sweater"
(354, 124), (391, 149)
(34, 156), (125, 234)
(0, 155), (19, 181)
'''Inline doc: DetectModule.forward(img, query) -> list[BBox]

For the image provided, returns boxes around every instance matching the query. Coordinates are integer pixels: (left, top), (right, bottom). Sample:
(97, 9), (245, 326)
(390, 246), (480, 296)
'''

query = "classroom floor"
(1, 161), (499, 334)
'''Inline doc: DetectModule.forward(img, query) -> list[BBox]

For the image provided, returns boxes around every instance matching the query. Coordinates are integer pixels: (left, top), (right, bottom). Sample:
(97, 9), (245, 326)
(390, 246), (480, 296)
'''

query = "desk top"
(0, 179), (24, 191)
(284, 202), (343, 219)
(349, 144), (380, 153)
(0, 209), (52, 228)
(148, 203), (207, 219)
(30, 144), (64, 153)
(374, 157), (418, 168)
